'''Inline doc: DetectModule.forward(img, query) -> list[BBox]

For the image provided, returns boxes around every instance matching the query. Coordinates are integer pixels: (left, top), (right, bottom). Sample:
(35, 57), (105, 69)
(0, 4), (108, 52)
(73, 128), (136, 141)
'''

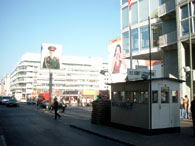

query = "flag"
(127, 0), (133, 8)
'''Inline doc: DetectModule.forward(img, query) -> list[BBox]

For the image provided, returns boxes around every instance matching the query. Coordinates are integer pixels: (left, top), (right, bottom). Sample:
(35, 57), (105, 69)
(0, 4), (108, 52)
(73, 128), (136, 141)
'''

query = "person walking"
(191, 96), (195, 137)
(184, 95), (189, 119)
(53, 97), (61, 120)
(180, 97), (184, 119)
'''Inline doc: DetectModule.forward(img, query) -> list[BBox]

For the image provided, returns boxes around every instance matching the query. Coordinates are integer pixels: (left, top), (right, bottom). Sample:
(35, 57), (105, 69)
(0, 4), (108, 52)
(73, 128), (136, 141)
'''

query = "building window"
(152, 91), (158, 103)
(181, 5), (189, 36)
(122, 31), (129, 54)
(139, 0), (149, 22)
(181, 5), (188, 19)
(140, 25), (149, 50)
(192, 2), (195, 33)
(180, 3), (195, 35)
(122, 6), (129, 29)
(151, 22), (162, 48)
(172, 90), (178, 103)
(131, 2), (138, 25)
(150, 0), (159, 18)
(131, 28), (139, 52)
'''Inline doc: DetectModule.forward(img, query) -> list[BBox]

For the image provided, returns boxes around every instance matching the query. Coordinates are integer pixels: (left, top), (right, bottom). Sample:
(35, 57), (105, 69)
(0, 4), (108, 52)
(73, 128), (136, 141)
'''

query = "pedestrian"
(191, 96), (195, 137)
(184, 95), (189, 119)
(53, 97), (61, 120)
(61, 97), (66, 113)
(180, 97), (184, 119)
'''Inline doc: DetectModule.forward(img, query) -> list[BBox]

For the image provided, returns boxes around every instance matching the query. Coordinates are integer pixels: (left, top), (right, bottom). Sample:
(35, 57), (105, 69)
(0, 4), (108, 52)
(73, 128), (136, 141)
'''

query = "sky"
(0, 0), (121, 79)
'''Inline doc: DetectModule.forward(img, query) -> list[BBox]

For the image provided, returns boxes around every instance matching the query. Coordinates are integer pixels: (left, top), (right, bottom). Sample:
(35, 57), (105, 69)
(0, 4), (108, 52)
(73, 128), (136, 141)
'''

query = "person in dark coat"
(191, 96), (195, 137)
(53, 97), (61, 120)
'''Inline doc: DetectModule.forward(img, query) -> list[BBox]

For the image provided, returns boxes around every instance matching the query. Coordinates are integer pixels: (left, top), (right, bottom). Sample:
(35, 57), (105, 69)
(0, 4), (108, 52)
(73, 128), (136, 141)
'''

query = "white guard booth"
(110, 78), (183, 135)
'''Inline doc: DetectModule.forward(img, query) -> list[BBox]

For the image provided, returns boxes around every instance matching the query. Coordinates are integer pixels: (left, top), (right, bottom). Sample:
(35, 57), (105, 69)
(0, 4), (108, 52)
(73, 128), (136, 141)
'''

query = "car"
(39, 100), (50, 108)
(1, 96), (11, 105)
(6, 99), (20, 107)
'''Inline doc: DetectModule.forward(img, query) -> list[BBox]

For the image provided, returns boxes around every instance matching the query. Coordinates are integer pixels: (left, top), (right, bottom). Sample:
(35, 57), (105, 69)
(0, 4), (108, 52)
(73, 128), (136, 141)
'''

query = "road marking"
(1, 135), (7, 146)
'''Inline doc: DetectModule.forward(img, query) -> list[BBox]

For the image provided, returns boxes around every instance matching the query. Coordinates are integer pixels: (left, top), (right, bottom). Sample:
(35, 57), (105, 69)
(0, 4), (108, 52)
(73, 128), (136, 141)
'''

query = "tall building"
(121, 0), (194, 100)
(0, 75), (11, 96)
(9, 53), (109, 100)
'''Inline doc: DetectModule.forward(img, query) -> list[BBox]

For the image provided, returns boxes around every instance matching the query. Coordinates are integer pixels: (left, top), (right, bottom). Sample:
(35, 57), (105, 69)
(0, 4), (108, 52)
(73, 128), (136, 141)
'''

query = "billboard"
(41, 43), (62, 70)
(108, 37), (129, 83)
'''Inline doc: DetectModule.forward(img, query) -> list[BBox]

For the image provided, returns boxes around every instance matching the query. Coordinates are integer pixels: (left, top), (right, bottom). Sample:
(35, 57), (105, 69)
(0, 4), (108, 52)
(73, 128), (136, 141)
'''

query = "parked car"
(6, 99), (20, 107)
(39, 100), (50, 108)
(1, 96), (11, 105)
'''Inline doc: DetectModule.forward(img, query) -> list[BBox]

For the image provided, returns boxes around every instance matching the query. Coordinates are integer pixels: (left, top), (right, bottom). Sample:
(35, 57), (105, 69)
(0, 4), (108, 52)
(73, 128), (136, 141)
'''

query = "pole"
(188, 0), (193, 102)
(148, 16), (152, 132)
(49, 71), (53, 103)
(128, 5), (133, 69)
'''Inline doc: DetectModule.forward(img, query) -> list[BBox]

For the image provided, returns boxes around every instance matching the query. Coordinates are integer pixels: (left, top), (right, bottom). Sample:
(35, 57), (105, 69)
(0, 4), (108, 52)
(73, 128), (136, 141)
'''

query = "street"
(0, 104), (123, 146)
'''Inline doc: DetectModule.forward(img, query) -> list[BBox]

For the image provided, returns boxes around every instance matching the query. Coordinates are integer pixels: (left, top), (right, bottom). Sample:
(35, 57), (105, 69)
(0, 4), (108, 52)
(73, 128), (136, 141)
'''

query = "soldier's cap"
(48, 46), (56, 51)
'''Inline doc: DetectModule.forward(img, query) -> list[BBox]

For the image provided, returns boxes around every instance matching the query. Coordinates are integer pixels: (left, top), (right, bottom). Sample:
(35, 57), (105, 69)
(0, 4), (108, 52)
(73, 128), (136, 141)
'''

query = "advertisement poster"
(41, 43), (62, 70)
(108, 37), (129, 83)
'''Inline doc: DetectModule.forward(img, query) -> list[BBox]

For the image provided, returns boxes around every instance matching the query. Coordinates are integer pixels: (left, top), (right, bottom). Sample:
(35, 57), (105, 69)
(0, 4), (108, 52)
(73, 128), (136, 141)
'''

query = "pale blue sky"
(0, 0), (121, 79)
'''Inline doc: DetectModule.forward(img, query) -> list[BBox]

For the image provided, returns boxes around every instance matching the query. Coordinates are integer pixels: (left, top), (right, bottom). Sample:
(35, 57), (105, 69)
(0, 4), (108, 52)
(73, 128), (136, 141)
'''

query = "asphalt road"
(0, 104), (123, 146)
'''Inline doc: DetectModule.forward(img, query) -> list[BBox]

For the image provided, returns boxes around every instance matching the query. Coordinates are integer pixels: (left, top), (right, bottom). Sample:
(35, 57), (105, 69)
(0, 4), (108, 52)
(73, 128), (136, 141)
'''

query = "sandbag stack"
(91, 99), (111, 125)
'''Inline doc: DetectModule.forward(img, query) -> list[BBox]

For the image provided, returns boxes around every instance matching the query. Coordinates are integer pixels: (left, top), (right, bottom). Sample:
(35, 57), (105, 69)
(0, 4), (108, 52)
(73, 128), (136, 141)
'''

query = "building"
(120, 0), (194, 101)
(9, 53), (109, 101)
(0, 75), (11, 96)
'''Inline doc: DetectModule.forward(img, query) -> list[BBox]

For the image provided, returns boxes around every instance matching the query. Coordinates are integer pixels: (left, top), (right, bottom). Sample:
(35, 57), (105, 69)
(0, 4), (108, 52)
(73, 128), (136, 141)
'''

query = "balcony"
(159, 31), (177, 48)
(158, 0), (176, 20)
(177, 0), (187, 4)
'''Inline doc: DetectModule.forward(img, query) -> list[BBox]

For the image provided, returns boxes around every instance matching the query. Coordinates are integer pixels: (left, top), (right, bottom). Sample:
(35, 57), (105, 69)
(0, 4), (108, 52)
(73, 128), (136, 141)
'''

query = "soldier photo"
(42, 46), (60, 69)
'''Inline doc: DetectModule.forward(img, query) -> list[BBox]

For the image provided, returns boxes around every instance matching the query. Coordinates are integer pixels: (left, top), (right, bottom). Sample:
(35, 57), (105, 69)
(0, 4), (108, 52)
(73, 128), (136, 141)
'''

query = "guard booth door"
(159, 85), (170, 128)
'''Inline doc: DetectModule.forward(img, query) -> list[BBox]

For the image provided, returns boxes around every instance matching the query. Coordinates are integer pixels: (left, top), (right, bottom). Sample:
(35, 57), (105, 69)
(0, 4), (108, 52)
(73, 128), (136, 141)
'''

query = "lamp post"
(187, 0), (194, 102)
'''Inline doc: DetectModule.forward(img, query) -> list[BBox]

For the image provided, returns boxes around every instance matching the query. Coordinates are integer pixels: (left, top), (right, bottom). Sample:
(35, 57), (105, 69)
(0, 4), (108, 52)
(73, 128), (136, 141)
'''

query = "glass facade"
(140, 25), (149, 50)
(180, 2), (195, 36)
(131, 28), (139, 51)
(122, 6), (129, 29)
(150, 0), (159, 18)
(131, 2), (138, 25)
(121, 0), (160, 53)
(139, 0), (149, 22)
(122, 31), (130, 54)
(151, 22), (162, 48)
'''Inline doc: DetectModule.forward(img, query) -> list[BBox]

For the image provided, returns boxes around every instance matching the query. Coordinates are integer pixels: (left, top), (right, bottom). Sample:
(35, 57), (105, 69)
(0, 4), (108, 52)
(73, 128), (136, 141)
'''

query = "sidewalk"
(58, 107), (195, 146)
(40, 107), (195, 146)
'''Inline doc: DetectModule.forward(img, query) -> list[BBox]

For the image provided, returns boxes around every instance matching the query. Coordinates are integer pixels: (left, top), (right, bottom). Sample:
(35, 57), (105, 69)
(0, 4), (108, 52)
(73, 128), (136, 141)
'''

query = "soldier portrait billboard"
(41, 43), (62, 70)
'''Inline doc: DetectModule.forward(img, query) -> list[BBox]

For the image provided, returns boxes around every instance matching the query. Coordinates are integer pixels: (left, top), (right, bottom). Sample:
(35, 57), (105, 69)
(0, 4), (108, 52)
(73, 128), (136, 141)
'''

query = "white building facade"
(0, 75), (11, 96)
(9, 53), (109, 100)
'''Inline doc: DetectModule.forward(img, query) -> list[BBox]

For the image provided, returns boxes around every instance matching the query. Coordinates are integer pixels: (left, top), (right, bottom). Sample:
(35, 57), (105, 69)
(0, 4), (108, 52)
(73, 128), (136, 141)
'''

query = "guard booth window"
(172, 90), (178, 103)
(112, 91), (121, 102)
(133, 91), (148, 104)
(152, 91), (158, 103)
(161, 87), (169, 103)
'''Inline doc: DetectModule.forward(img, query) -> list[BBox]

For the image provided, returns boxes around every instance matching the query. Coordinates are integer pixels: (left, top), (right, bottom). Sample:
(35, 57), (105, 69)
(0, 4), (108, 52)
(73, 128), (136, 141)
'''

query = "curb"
(70, 124), (136, 146)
